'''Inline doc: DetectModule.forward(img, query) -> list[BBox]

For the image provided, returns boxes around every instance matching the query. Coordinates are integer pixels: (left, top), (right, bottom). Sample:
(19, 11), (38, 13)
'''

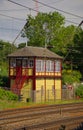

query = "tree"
(0, 40), (17, 63)
(23, 12), (77, 55)
(64, 27), (83, 75)
(73, 28), (83, 73)
(21, 11), (83, 80)
(75, 84), (83, 98)
(18, 43), (26, 49)
(62, 69), (82, 85)
(23, 12), (65, 49)
(0, 40), (17, 87)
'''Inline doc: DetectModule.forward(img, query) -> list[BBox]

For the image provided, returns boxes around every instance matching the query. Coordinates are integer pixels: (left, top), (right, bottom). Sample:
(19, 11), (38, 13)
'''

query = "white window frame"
(55, 60), (61, 72)
(36, 59), (45, 72)
(46, 60), (54, 72)
(28, 58), (34, 68)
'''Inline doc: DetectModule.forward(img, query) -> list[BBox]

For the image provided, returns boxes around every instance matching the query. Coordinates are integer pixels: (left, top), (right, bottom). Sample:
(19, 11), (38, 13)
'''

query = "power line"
(32, 0), (66, 10)
(32, 0), (83, 19)
(0, 13), (26, 21)
(7, 0), (82, 45)
(0, 9), (27, 12)
(7, 0), (80, 25)
(65, 20), (79, 25)
(8, 0), (39, 13)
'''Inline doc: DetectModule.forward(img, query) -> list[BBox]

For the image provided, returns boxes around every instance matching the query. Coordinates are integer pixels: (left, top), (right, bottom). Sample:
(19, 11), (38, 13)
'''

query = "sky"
(0, 0), (83, 46)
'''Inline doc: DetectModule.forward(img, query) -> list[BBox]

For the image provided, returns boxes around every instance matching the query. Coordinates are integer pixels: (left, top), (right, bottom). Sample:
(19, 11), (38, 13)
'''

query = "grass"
(0, 99), (83, 111)
(0, 100), (35, 110)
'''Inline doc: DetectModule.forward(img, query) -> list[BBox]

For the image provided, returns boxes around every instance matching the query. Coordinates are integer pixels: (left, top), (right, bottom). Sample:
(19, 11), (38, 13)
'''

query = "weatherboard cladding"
(8, 46), (62, 59)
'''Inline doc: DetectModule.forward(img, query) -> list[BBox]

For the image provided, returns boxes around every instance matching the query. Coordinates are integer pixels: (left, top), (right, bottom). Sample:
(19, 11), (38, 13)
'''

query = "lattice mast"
(35, 0), (39, 15)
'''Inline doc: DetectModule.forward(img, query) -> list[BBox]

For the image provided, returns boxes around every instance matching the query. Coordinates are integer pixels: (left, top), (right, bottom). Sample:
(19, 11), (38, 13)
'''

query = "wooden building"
(8, 46), (63, 102)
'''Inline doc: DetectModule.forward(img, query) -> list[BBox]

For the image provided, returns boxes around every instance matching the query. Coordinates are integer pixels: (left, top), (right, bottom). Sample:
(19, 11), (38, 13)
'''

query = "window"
(50, 61), (54, 72)
(36, 60), (41, 72)
(55, 60), (61, 72)
(22, 59), (28, 67)
(36, 60), (45, 72)
(46, 60), (54, 72)
(46, 60), (50, 72)
(10, 58), (16, 67)
(36, 59), (55, 72)
(41, 60), (45, 72)
(28, 58), (34, 68)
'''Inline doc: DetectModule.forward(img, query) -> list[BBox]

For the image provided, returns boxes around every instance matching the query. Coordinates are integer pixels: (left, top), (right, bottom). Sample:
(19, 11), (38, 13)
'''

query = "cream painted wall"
(36, 79), (45, 102)
(55, 79), (61, 99)
(46, 79), (54, 100)
(35, 78), (61, 101)
(36, 79), (45, 90)
(21, 79), (32, 102)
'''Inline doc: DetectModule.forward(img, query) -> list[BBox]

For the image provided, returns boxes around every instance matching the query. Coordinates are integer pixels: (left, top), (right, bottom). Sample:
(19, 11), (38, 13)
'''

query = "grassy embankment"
(0, 99), (83, 110)
(0, 88), (83, 110)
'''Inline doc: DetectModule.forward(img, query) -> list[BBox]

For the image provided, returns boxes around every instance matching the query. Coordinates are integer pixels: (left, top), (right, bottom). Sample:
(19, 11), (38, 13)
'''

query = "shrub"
(75, 84), (83, 98)
(62, 70), (82, 85)
(0, 88), (18, 101)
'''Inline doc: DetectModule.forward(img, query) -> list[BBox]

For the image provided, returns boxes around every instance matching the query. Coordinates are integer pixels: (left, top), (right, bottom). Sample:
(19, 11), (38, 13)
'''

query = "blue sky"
(0, 0), (83, 46)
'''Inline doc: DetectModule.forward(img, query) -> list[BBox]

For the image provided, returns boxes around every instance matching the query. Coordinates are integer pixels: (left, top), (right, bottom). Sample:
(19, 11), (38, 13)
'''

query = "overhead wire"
(6, 0), (83, 66)
(0, 13), (26, 21)
(7, 0), (39, 13)
(32, 0), (83, 19)
(7, 0), (83, 45)
(0, 8), (28, 12)
(7, 0), (80, 25)
(33, 0), (65, 11)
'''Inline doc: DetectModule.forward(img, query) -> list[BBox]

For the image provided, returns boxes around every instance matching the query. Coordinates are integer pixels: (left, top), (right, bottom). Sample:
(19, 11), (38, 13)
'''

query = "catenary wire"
(32, 0), (83, 19)
(7, 0), (82, 45)
(7, 0), (80, 25)
(0, 13), (26, 21)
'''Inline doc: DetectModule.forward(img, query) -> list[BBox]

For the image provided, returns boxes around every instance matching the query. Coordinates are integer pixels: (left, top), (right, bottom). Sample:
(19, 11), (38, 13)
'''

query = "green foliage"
(18, 43), (26, 49)
(75, 84), (83, 98)
(0, 40), (17, 62)
(0, 77), (3, 86)
(23, 12), (65, 49)
(0, 40), (17, 88)
(23, 12), (77, 55)
(62, 69), (82, 85)
(0, 76), (9, 88)
(72, 29), (83, 72)
(0, 88), (18, 101)
(23, 11), (81, 73)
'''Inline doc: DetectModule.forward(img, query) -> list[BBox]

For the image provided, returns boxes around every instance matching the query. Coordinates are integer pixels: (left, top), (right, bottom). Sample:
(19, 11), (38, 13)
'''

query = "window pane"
(36, 60), (45, 72)
(28, 58), (34, 68)
(46, 60), (54, 72)
(22, 59), (28, 67)
(10, 58), (16, 67)
(55, 60), (61, 72)
(46, 60), (50, 72)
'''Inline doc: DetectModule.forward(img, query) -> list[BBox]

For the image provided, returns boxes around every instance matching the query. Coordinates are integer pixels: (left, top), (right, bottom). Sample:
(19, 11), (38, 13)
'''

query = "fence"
(2, 87), (76, 102)
(20, 88), (75, 102)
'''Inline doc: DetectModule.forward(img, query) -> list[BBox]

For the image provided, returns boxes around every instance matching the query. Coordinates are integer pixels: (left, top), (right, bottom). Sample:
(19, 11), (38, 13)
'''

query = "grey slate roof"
(8, 46), (63, 59)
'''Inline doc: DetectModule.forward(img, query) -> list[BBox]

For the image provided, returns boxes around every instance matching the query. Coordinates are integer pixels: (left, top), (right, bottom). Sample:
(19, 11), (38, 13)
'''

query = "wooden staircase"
(11, 68), (27, 95)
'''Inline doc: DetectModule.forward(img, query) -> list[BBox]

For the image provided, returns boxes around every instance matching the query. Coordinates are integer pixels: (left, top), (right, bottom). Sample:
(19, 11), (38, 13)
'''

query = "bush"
(0, 88), (18, 101)
(62, 70), (82, 85)
(75, 84), (83, 98)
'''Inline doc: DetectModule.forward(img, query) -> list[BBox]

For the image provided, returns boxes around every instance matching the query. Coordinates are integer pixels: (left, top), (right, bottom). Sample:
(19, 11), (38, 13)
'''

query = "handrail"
(11, 67), (27, 95)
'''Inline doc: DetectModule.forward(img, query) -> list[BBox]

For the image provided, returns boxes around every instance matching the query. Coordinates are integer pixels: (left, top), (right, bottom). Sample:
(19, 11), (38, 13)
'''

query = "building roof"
(8, 46), (63, 59)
